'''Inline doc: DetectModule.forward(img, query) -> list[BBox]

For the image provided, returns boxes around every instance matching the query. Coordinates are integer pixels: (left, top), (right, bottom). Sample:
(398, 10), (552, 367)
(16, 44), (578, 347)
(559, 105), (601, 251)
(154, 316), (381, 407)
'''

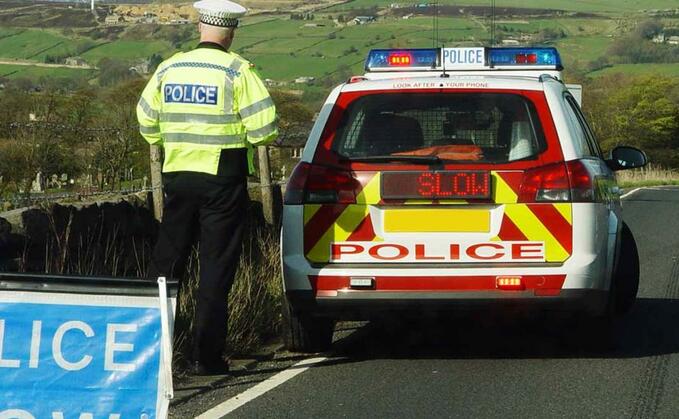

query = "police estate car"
(281, 47), (647, 352)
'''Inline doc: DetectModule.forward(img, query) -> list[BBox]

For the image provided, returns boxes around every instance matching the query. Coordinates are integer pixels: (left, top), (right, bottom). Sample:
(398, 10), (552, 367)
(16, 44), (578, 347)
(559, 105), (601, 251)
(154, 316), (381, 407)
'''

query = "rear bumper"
(286, 289), (609, 319)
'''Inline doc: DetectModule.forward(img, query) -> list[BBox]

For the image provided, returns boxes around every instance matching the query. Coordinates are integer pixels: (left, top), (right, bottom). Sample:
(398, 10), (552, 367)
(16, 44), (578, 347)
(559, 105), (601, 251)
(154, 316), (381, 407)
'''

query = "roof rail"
(539, 73), (560, 83)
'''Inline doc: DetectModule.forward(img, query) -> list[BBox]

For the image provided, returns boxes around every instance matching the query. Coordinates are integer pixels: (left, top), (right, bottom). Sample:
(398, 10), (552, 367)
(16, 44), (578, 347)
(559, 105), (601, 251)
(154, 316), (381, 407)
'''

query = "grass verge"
(616, 165), (679, 189)
(171, 219), (283, 369)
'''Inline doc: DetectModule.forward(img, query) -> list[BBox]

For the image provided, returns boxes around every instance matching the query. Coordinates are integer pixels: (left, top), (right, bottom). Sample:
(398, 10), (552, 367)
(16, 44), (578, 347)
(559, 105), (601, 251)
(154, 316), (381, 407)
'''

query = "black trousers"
(148, 172), (247, 365)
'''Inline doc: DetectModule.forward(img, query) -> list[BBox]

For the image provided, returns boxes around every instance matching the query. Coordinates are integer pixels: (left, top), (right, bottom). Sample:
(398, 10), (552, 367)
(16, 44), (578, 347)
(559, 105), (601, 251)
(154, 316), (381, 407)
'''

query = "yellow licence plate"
(384, 209), (490, 233)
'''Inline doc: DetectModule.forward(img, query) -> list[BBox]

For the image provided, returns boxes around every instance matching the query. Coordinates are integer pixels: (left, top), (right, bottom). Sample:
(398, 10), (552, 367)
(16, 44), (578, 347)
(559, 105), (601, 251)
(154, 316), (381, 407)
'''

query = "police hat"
(194, 0), (247, 28)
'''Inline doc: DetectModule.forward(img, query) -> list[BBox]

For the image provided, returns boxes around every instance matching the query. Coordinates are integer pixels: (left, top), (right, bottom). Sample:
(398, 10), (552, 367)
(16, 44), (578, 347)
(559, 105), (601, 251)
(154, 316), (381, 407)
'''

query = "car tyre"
(282, 298), (335, 353)
(612, 222), (640, 315)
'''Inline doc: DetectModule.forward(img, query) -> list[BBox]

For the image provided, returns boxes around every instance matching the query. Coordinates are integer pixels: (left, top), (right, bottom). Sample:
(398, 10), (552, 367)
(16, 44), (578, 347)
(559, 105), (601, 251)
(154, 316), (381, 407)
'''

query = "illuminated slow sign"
(382, 171), (491, 200)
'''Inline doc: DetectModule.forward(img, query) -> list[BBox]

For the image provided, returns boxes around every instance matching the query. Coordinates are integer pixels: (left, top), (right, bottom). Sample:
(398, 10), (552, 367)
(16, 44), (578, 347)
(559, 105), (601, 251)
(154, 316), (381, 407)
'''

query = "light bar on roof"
(364, 47), (563, 72)
(365, 49), (440, 71)
(488, 47), (562, 68)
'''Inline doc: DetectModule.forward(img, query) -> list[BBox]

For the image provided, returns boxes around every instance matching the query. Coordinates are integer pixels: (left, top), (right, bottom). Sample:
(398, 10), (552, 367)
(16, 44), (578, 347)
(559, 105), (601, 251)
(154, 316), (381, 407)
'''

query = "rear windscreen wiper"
(343, 155), (442, 164)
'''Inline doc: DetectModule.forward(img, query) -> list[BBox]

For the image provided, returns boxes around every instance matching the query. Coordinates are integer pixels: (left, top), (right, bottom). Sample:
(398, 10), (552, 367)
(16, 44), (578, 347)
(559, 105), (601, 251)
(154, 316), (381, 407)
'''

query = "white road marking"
(621, 187), (642, 200)
(195, 356), (328, 418)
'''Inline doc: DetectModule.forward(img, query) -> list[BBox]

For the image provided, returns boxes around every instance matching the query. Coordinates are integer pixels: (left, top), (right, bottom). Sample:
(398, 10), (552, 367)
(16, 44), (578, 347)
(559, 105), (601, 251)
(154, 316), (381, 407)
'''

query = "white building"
(353, 16), (376, 25)
(294, 76), (315, 84)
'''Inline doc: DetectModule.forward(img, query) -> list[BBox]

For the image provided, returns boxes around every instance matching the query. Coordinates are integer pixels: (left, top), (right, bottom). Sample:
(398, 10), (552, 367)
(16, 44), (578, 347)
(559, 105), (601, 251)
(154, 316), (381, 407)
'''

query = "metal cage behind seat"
(356, 113), (424, 155)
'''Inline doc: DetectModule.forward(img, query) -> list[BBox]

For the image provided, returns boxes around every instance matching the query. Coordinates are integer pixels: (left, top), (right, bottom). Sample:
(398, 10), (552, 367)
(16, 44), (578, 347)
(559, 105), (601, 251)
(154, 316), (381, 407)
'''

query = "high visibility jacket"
(136, 46), (278, 175)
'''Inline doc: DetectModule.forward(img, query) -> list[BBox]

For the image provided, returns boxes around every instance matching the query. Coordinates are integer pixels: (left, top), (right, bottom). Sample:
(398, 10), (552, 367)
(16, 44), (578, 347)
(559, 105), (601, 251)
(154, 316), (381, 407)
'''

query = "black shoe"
(189, 360), (230, 376)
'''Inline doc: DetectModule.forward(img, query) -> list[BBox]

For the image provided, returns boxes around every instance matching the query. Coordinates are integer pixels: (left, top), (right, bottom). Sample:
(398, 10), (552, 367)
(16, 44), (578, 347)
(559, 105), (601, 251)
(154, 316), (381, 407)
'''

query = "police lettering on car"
(280, 47), (647, 352)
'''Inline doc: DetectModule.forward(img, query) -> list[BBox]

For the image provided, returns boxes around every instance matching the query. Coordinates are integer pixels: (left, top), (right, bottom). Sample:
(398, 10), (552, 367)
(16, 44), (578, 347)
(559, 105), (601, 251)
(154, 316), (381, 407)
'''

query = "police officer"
(137, 0), (278, 375)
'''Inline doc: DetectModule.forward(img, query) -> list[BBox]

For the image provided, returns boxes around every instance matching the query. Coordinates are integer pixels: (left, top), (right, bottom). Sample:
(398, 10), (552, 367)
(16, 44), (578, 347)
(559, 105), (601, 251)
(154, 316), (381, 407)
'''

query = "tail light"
(518, 160), (597, 203)
(284, 162), (358, 205)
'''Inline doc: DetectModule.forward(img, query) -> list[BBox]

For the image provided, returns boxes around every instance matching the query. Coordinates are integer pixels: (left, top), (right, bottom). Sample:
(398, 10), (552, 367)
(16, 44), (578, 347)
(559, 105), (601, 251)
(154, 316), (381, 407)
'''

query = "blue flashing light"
(366, 48), (440, 70)
(488, 48), (562, 68)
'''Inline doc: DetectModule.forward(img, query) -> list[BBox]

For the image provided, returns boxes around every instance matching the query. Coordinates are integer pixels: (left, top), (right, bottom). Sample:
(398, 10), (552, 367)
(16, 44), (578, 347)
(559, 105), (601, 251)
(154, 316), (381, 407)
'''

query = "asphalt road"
(172, 186), (679, 419)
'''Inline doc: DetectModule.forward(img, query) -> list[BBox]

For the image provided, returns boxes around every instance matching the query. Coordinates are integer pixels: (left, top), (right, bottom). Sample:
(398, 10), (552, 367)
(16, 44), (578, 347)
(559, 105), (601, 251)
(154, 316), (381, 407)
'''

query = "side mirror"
(606, 146), (648, 171)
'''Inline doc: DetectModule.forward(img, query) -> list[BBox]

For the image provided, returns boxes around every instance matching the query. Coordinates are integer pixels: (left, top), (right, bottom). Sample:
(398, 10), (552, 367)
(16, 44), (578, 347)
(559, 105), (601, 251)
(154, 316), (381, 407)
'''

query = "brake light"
(518, 160), (597, 203)
(518, 162), (570, 202)
(284, 162), (358, 205)
(566, 160), (596, 202)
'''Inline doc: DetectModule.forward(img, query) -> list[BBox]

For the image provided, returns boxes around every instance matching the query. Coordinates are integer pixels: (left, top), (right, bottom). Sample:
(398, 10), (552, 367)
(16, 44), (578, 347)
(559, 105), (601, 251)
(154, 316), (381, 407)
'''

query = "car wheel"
(612, 222), (640, 315)
(282, 297), (335, 353)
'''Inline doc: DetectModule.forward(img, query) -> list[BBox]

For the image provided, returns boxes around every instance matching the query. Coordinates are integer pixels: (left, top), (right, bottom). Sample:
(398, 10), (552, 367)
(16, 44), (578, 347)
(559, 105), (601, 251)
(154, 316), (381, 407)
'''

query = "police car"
(281, 47), (646, 352)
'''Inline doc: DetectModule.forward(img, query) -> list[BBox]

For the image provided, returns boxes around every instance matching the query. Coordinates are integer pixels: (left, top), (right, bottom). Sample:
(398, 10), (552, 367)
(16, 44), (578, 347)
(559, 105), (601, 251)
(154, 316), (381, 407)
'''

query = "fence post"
(150, 145), (163, 221)
(258, 146), (274, 225)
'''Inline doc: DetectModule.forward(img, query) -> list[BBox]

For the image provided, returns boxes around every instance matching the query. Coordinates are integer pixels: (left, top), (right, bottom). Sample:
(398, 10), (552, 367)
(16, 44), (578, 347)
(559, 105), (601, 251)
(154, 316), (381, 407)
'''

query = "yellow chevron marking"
(553, 203), (573, 225)
(303, 204), (322, 225)
(504, 204), (568, 261)
(307, 174), (380, 262)
(494, 173), (518, 204)
(356, 173), (381, 204)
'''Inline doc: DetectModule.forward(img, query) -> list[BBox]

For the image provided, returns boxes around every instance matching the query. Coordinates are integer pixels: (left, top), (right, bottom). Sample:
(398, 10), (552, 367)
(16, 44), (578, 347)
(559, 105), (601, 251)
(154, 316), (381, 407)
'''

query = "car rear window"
(332, 93), (547, 163)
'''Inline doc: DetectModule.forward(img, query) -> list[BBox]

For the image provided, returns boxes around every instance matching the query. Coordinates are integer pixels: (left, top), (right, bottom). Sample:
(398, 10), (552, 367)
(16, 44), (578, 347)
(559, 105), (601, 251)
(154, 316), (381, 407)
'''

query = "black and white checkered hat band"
(200, 15), (239, 27)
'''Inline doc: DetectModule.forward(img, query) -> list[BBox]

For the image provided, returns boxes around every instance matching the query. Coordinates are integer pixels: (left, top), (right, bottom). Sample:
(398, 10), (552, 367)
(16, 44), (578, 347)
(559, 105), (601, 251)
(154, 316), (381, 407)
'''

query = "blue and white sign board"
(0, 275), (177, 419)
(442, 47), (486, 70)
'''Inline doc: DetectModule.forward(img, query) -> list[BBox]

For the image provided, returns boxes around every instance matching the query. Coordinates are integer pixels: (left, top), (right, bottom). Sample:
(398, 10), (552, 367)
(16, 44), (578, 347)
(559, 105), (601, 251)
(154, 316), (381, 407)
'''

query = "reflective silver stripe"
(163, 132), (245, 145)
(229, 59), (244, 75)
(224, 77), (235, 113)
(139, 125), (160, 135)
(240, 97), (274, 119)
(248, 121), (278, 139)
(138, 98), (159, 120)
(160, 113), (240, 124)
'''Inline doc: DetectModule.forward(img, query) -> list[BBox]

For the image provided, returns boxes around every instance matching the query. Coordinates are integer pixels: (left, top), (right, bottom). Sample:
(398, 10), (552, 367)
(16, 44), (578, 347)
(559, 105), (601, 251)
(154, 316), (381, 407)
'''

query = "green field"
(0, 64), (95, 80)
(327, 0), (679, 13)
(589, 63), (679, 77)
(81, 40), (174, 63)
(0, 29), (96, 61)
(555, 35), (614, 64)
(0, 0), (676, 84)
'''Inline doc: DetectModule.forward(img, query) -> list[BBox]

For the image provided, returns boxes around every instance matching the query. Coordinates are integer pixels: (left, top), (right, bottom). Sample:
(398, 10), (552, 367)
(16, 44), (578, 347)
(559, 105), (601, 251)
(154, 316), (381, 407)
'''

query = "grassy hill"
(0, 1), (677, 85)
(328, 0), (679, 14)
(0, 63), (95, 79)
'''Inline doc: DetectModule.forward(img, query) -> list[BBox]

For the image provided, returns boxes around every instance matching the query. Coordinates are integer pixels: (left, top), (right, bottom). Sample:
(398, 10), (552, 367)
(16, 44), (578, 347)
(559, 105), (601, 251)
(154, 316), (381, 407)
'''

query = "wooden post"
(150, 145), (163, 221)
(258, 145), (274, 225)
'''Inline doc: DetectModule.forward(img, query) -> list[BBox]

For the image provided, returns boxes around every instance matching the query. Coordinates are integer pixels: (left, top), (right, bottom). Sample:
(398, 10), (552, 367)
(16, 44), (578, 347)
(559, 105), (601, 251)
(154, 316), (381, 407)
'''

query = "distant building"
(652, 33), (666, 43)
(669, 36), (679, 45)
(264, 79), (286, 87)
(501, 39), (520, 46)
(294, 76), (315, 84)
(402, 13), (414, 20)
(105, 14), (123, 25)
(65, 57), (88, 67)
(353, 16), (376, 25)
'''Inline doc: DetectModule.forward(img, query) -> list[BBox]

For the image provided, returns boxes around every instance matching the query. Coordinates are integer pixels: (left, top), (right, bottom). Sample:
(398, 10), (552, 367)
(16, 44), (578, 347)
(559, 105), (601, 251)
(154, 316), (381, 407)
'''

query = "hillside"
(0, 0), (677, 88)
